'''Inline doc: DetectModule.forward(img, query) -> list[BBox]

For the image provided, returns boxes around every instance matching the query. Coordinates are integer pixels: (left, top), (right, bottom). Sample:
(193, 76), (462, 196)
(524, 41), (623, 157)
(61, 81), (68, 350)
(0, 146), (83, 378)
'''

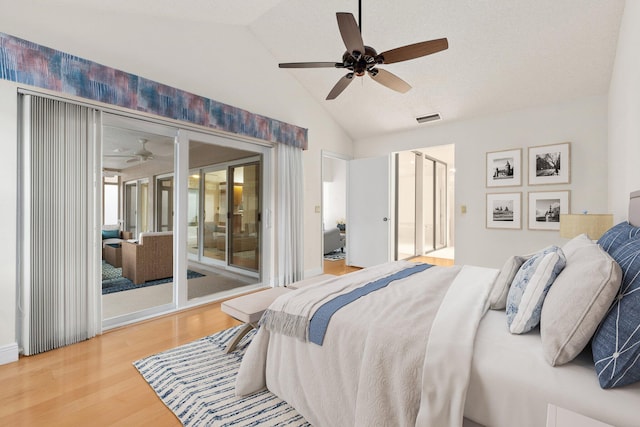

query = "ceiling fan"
(278, 0), (448, 100)
(105, 138), (155, 164)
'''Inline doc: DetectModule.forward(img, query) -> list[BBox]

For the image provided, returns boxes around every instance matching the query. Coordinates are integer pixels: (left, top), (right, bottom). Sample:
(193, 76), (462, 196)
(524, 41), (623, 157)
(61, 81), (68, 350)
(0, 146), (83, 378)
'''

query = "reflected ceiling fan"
(105, 138), (155, 164)
(278, 0), (448, 100)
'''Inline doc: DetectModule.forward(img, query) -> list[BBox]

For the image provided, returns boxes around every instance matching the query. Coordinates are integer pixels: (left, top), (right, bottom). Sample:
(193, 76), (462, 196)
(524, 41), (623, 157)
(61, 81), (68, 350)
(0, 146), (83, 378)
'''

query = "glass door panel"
(203, 169), (227, 263)
(139, 180), (148, 234)
(435, 161), (447, 250)
(229, 163), (259, 271)
(423, 158), (435, 253)
(124, 181), (137, 236)
(396, 152), (416, 260)
(156, 176), (174, 231)
(187, 173), (200, 257)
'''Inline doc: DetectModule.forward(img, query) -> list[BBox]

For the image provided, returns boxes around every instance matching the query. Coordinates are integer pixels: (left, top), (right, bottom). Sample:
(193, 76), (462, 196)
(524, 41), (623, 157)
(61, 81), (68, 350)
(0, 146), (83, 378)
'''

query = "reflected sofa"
(122, 231), (173, 284)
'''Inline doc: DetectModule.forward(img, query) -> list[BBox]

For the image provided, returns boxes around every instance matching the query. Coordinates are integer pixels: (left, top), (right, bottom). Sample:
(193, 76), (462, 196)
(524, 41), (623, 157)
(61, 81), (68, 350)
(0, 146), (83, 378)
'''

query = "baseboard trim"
(0, 342), (19, 365)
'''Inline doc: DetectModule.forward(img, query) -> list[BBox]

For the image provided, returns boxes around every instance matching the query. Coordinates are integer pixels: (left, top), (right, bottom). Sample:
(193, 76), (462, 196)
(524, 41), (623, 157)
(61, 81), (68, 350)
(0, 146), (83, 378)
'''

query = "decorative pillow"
(541, 236), (622, 366)
(489, 254), (532, 310)
(597, 221), (640, 255)
(592, 238), (640, 388)
(102, 229), (120, 239)
(506, 246), (566, 334)
(562, 233), (594, 258)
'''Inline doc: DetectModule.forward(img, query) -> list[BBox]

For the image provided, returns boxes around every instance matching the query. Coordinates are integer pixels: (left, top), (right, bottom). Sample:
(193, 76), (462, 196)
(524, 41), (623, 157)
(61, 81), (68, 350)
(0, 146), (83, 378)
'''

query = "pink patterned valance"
(0, 32), (307, 149)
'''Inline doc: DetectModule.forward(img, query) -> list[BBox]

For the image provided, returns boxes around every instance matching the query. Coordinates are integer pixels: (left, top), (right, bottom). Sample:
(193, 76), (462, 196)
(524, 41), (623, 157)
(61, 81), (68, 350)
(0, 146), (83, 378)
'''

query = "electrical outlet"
(315, 205), (321, 213)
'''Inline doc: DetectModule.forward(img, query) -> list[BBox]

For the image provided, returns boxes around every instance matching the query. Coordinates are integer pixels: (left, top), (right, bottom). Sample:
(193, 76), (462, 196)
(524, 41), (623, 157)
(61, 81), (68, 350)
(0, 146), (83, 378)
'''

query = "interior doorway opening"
(395, 144), (455, 263)
(321, 151), (350, 275)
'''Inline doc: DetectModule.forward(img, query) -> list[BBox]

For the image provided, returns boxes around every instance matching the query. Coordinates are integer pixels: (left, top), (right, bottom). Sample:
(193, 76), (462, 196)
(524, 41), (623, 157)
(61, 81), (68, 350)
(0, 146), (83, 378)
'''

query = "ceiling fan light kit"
(278, 2), (448, 100)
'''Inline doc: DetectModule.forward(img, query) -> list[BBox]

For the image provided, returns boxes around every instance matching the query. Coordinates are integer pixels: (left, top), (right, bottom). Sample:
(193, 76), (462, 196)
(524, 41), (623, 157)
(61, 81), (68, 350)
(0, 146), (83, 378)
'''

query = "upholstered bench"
(221, 287), (291, 353)
(221, 274), (337, 352)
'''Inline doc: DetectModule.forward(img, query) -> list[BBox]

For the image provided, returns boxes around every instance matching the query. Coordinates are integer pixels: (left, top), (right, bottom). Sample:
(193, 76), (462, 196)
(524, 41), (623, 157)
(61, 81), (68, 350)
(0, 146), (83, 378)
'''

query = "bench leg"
(225, 323), (256, 353)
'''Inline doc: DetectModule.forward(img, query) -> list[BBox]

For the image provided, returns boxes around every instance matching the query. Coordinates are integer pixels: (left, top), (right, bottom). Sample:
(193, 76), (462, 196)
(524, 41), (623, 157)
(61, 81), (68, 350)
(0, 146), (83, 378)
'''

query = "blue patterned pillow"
(597, 221), (640, 255)
(506, 246), (566, 334)
(592, 238), (640, 388)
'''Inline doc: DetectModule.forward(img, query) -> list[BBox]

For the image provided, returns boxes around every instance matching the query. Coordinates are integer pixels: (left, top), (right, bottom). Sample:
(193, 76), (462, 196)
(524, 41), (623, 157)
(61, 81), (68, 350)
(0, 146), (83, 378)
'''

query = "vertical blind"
(21, 94), (101, 355)
(276, 143), (304, 285)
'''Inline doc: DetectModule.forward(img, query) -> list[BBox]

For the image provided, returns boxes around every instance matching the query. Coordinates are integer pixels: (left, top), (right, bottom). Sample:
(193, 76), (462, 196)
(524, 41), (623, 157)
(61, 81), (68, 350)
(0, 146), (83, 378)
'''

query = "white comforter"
(236, 262), (498, 427)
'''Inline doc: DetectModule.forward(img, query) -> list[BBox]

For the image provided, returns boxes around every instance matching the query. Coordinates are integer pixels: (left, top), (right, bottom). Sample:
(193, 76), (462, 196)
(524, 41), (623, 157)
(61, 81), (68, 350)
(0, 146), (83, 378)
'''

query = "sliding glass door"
(156, 175), (174, 232)
(229, 162), (260, 272)
(203, 169), (228, 263)
(186, 161), (260, 273)
(423, 155), (447, 253)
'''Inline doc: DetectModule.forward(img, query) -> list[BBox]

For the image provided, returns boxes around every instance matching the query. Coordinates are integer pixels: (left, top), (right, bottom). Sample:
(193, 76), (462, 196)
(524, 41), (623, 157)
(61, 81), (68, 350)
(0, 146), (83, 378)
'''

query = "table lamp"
(559, 213), (613, 240)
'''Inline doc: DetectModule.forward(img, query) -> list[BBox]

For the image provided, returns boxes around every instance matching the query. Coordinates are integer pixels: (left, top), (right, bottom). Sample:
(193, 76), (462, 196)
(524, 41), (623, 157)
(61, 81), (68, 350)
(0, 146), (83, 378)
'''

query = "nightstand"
(546, 404), (613, 427)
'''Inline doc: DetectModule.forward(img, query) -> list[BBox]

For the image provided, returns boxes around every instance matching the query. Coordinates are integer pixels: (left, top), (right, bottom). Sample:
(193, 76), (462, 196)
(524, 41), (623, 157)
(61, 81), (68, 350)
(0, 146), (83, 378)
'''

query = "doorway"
(395, 144), (454, 261)
(321, 151), (350, 274)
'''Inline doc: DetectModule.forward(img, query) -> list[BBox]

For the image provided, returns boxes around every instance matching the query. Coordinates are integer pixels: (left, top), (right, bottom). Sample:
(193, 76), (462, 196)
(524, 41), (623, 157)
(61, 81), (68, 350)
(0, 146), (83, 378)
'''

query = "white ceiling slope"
(248, 0), (625, 140)
(5, 1), (625, 141)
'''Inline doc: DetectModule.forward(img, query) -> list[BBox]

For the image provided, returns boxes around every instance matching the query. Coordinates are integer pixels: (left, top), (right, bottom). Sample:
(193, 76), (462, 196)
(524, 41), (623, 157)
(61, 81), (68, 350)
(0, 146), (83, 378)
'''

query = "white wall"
(354, 96), (610, 268)
(0, 80), (18, 363)
(609, 0), (640, 221)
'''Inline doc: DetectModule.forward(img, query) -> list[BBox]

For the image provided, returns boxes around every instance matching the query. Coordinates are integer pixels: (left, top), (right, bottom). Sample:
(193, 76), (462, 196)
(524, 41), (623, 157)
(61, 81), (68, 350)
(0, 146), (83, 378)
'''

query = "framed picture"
(486, 192), (522, 229)
(486, 149), (522, 187)
(528, 190), (570, 230)
(528, 142), (570, 185)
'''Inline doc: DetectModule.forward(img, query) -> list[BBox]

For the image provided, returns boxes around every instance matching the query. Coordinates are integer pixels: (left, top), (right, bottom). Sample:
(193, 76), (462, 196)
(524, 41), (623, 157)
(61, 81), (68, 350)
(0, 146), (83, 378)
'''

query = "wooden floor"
(0, 302), (241, 426)
(0, 255), (453, 426)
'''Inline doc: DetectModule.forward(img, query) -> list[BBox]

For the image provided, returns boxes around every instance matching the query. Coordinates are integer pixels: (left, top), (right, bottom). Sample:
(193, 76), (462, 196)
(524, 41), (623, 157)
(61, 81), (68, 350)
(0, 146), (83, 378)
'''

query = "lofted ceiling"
(248, 0), (625, 140)
(6, 1), (626, 141)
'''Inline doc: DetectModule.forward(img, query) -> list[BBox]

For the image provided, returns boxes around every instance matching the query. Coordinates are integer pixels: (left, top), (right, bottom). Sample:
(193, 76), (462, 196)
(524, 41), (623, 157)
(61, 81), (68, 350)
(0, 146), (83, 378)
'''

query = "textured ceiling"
(248, 0), (624, 139)
(7, 1), (625, 141)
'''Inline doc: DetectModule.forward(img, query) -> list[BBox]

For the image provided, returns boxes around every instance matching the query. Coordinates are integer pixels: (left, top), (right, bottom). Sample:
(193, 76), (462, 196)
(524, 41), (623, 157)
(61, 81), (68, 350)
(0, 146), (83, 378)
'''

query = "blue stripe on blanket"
(308, 263), (433, 345)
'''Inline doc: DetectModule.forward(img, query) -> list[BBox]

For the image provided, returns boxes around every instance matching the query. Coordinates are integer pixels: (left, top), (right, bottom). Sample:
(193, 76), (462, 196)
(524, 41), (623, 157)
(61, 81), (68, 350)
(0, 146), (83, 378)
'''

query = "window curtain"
(276, 143), (304, 285)
(20, 94), (101, 355)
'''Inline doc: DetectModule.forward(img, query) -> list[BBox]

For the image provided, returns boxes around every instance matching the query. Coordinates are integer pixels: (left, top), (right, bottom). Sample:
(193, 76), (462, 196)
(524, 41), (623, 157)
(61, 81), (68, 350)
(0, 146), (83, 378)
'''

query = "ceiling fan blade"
(279, 62), (342, 69)
(369, 69), (412, 93)
(337, 12), (365, 55)
(379, 38), (448, 64)
(126, 157), (140, 164)
(326, 73), (355, 100)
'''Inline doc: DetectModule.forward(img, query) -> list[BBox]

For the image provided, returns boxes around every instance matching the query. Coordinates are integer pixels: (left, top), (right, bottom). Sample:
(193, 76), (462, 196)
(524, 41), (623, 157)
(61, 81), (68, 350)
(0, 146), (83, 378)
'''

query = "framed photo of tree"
(486, 192), (522, 229)
(528, 190), (570, 231)
(486, 148), (522, 187)
(528, 142), (570, 185)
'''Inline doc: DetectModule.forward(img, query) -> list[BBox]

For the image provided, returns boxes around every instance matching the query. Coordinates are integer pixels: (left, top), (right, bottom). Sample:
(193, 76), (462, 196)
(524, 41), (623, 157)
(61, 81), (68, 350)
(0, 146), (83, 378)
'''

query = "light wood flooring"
(1, 256), (453, 426)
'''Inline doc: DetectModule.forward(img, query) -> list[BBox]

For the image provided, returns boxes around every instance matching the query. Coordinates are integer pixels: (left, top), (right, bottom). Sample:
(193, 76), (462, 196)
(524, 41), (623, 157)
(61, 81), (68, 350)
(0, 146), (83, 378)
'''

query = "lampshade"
(559, 214), (613, 240)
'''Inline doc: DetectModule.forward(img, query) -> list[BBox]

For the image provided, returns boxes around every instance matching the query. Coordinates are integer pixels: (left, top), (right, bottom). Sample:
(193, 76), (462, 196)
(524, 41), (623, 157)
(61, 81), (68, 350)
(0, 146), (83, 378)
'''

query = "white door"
(347, 155), (393, 267)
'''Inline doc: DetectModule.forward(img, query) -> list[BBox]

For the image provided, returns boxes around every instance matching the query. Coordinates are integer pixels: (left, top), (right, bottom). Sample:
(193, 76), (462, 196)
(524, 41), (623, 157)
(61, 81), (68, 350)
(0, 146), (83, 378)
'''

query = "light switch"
(315, 205), (321, 213)
(461, 205), (467, 214)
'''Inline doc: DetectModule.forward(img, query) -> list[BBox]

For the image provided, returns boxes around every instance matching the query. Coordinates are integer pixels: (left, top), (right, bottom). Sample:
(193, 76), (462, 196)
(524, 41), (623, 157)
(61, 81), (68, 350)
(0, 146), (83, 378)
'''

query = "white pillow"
(541, 236), (622, 366)
(561, 233), (593, 258)
(506, 246), (566, 334)
(489, 255), (531, 310)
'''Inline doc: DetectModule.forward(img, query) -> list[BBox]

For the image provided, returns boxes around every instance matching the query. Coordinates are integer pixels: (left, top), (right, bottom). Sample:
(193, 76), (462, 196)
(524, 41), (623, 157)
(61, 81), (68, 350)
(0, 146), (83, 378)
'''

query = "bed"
(236, 191), (640, 427)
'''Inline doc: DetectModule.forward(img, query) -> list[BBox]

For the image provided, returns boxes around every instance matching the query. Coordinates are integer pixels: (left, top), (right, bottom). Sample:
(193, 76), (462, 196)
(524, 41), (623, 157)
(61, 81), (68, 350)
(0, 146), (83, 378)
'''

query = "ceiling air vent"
(416, 113), (441, 124)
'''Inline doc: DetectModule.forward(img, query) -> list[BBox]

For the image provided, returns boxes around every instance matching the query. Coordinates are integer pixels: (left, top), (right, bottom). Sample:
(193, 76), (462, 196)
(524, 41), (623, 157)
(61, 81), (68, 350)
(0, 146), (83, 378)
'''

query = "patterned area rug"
(134, 326), (310, 427)
(324, 250), (346, 261)
(102, 261), (204, 295)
